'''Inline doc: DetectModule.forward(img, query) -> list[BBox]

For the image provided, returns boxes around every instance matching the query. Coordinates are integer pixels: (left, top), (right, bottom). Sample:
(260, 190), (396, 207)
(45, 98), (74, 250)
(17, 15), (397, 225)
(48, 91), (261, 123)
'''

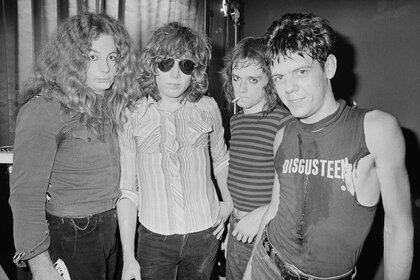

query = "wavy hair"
(265, 13), (336, 68)
(220, 37), (279, 114)
(138, 22), (211, 103)
(21, 13), (140, 132)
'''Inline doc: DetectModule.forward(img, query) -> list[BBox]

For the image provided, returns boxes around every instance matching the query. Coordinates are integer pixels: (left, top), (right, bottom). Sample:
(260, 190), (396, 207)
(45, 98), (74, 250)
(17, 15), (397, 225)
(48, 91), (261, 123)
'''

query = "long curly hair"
(265, 13), (336, 68)
(21, 13), (140, 132)
(220, 37), (280, 114)
(138, 22), (211, 103)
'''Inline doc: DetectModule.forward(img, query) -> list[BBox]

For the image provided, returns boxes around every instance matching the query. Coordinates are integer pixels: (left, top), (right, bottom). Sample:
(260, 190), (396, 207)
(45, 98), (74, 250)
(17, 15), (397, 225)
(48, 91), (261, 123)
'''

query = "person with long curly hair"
(9, 13), (140, 280)
(117, 22), (232, 280)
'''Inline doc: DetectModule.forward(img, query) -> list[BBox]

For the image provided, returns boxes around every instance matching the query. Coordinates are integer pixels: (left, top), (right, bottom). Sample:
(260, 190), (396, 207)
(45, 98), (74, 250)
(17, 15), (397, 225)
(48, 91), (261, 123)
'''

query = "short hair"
(138, 22), (211, 103)
(265, 13), (336, 67)
(21, 13), (140, 131)
(220, 37), (279, 113)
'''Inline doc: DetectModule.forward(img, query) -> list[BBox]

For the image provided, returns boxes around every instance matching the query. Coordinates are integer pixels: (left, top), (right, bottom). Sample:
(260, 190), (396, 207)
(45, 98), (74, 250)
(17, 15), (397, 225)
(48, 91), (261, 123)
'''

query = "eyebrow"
(89, 49), (117, 55)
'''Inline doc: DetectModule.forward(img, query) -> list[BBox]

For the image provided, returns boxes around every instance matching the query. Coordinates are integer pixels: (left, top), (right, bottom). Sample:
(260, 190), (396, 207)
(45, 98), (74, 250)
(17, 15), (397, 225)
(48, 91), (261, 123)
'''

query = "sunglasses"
(157, 57), (196, 75)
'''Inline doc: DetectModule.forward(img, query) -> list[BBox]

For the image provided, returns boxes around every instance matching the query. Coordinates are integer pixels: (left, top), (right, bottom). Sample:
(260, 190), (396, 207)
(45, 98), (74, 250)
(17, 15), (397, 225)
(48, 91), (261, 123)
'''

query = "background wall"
(241, 0), (420, 150)
(238, 0), (420, 279)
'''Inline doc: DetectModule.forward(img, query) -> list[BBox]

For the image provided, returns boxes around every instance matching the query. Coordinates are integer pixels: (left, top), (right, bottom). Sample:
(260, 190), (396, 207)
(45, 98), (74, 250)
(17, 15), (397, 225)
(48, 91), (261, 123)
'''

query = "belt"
(262, 230), (354, 280)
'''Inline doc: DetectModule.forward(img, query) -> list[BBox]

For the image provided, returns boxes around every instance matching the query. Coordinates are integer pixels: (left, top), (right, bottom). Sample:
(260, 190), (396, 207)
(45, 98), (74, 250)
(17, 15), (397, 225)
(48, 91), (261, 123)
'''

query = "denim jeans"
(137, 223), (219, 280)
(226, 217), (253, 280)
(251, 232), (356, 280)
(251, 237), (283, 280)
(47, 208), (119, 280)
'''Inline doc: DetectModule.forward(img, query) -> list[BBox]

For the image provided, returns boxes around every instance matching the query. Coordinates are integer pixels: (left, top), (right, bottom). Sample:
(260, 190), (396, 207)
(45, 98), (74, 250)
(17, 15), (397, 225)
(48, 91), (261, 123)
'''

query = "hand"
(28, 251), (63, 280)
(121, 256), (141, 280)
(33, 267), (63, 280)
(232, 211), (260, 244)
(213, 201), (233, 239)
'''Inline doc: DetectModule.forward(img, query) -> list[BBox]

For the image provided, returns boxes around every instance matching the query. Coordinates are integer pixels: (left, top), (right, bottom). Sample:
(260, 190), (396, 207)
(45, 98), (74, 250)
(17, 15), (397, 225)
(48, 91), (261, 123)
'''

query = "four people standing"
(8, 10), (414, 280)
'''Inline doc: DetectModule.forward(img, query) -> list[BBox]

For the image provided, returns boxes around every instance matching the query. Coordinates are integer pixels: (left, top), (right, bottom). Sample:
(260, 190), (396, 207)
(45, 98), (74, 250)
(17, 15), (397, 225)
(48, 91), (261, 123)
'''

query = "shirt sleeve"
(9, 99), (60, 266)
(206, 97), (229, 176)
(117, 109), (139, 208)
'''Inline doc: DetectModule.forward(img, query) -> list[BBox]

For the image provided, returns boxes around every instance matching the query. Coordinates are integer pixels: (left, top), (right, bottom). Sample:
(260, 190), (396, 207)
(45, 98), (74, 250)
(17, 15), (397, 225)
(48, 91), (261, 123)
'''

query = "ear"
(324, 54), (337, 79)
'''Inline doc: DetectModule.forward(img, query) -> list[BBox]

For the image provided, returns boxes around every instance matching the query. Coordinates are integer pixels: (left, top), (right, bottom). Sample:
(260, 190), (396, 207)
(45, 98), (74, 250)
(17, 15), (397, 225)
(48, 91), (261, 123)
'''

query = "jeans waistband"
(47, 208), (116, 221)
(262, 228), (355, 280)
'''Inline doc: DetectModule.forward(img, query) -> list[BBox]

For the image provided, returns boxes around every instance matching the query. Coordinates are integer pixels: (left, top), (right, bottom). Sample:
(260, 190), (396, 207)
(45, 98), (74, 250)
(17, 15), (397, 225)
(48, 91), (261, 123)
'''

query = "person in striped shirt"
(117, 22), (233, 280)
(220, 37), (293, 280)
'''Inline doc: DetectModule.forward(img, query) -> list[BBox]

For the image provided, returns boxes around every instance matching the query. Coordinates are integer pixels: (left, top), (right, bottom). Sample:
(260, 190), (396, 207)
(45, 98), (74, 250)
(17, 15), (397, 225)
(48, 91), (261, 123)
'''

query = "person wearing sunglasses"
(117, 22), (233, 280)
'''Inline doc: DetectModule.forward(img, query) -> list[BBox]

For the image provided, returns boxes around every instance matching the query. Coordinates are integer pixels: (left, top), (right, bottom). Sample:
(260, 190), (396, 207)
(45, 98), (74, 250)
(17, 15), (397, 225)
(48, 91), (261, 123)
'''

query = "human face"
(271, 53), (337, 124)
(85, 34), (118, 95)
(231, 60), (268, 114)
(156, 57), (192, 104)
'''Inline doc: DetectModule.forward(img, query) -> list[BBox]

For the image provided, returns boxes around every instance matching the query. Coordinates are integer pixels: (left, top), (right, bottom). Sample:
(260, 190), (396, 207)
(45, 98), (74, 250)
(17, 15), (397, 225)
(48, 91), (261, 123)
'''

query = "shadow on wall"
(331, 33), (358, 105)
(331, 30), (420, 280)
(404, 127), (420, 280)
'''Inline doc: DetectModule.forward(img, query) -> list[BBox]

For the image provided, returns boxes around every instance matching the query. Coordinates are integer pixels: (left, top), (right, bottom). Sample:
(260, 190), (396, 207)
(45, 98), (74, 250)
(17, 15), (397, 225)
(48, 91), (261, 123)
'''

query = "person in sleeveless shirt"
(220, 37), (292, 280)
(243, 13), (413, 280)
(9, 13), (140, 280)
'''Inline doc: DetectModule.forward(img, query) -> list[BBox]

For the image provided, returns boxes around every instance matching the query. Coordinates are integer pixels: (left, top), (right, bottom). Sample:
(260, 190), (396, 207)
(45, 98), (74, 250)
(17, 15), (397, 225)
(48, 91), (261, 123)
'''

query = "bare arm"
(365, 110), (413, 280)
(243, 127), (284, 279)
(117, 199), (141, 280)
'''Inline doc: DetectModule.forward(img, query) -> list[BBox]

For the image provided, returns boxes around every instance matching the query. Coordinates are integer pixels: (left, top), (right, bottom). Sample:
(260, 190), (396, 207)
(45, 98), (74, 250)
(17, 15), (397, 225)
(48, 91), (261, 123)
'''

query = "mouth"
(166, 83), (181, 89)
(288, 97), (305, 104)
(96, 78), (112, 83)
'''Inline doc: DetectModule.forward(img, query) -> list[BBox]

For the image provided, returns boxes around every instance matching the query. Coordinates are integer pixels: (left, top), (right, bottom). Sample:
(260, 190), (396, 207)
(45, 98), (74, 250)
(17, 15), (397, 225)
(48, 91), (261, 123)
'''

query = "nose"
(284, 76), (297, 94)
(99, 58), (111, 73)
(239, 80), (247, 94)
(169, 61), (181, 78)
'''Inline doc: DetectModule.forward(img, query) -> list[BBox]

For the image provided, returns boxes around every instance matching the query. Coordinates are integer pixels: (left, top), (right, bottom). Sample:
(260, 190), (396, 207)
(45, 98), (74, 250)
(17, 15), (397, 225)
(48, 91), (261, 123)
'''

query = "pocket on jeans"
(138, 223), (154, 236)
(254, 240), (280, 274)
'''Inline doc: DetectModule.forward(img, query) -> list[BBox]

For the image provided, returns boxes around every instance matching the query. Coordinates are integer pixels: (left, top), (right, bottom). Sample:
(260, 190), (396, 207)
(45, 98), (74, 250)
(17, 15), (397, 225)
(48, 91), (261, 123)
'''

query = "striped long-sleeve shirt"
(227, 106), (292, 212)
(118, 96), (229, 235)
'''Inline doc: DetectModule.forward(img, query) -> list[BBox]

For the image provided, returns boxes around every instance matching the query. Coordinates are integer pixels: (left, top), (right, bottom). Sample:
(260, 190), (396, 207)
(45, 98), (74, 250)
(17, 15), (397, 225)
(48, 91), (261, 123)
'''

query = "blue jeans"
(137, 223), (219, 280)
(47, 208), (119, 280)
(226, 217), (253, 280)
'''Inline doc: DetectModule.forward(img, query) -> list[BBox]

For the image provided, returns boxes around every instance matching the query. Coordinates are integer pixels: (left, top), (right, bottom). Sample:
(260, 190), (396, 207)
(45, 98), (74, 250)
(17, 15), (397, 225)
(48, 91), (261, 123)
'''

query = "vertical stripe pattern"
(119, 96), (229, 234)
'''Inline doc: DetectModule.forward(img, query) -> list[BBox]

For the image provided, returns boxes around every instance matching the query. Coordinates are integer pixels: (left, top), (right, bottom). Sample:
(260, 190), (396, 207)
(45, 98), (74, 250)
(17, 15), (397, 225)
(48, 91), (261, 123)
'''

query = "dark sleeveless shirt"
(268, 100), (377, 277)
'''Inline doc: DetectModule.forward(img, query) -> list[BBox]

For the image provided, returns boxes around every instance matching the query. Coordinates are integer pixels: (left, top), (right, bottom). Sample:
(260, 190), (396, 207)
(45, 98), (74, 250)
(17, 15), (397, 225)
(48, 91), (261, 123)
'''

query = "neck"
(159, 97), (183, 112)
